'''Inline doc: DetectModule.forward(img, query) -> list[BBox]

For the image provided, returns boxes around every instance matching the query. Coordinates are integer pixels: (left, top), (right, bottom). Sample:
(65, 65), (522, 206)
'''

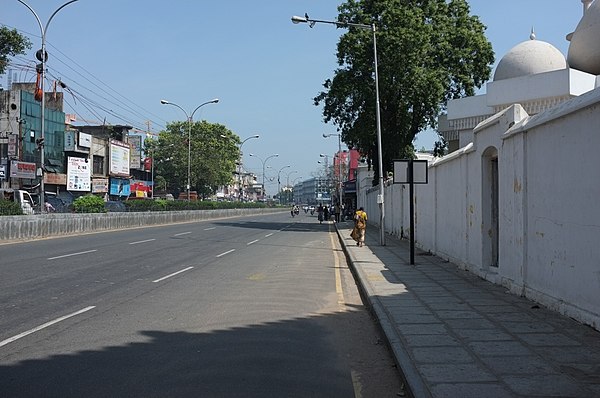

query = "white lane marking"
(204, 227), (216, 231)
(0, 306), (96, 348)
(265, 233), (274, 237)
(173, 232), (192, 237)
(216, 249), (235, 258)
(247, 239), (259, 246)
(152, 266), (194, 283)
(129, 238), (156, 245)
(47, 250), (97, 260)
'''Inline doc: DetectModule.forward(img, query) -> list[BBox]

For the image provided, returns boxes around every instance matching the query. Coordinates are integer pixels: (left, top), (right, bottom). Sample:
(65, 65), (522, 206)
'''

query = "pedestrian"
(317, 203), (324, 224)
(352, 207), (367, 247)
(323, 205), (329, 221)
(334, 203), (340, 223)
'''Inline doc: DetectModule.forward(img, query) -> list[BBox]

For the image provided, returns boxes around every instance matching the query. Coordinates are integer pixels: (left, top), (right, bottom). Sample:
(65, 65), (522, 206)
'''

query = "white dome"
(493, 38), (567, 81)
(568, 0), (600, 75)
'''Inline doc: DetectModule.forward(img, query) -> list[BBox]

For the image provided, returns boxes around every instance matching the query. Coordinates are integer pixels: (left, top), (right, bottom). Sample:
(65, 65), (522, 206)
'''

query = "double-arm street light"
(323, 133), (343, 208)
(249, 153), (279, 200)
(292, 13), (385, 245)
(277, 165), (291, 202)
(237, 135), (260, 201)
(17, 0), (79, 213)
(160, 98), (219, 201)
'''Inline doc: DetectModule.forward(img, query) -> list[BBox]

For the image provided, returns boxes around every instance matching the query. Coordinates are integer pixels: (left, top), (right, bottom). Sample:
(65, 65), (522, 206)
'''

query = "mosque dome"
(493, 34), (567, 81)
(568, 0), (600, 75)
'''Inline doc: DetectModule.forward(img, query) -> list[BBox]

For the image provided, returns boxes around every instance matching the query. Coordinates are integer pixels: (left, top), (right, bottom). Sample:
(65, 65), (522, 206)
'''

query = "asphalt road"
(0, 211), (403, 397)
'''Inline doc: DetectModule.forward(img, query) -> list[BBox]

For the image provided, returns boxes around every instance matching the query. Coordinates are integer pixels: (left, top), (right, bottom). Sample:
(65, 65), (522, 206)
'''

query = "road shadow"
(0, 309), (402, 397)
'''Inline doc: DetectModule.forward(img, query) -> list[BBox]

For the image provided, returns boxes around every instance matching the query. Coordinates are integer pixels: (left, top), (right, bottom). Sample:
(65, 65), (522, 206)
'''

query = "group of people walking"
(291, 202), (368, 247)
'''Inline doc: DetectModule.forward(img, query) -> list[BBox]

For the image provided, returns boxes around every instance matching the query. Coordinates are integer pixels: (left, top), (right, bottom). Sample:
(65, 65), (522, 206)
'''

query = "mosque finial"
(530, 27), (536, 40)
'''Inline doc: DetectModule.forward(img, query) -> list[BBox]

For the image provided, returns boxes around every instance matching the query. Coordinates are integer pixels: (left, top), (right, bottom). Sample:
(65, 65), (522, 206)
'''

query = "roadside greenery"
(0, 199), (24, 216)
(315, 0), (494, 182)
(73, 195), (106, 213)
(123, 200), (267, 212)
(0, 26), (32, 75)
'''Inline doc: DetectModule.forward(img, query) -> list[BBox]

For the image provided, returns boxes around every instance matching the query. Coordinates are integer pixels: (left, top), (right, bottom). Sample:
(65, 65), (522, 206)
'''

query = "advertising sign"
(110, 140), (130, 177)
(8, 134), (17, 157)
(44, 173), (67, 185)
(67, 156), (91, 191)
(128, 135), (142, 170)
(109, 177), (130, 197)
(0, 165), (6, 179)
(92, 177), (109, 193)
(9, 160), (36, 179)
(78, 132), (92, 148)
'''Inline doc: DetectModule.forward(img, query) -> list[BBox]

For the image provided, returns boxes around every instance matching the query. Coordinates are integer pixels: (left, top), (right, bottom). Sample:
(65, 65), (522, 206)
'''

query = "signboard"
(92, 177), (109, 193)
(78, 132), (92, 148)
(67, 156), (91, 191)
(0, 165), (6, 180)
(109, 177), (130, 197)
(109, 140), (130, 177)
(128, 135), (142, 170)
(7, 134), (17, 157)
(64, 131), (76, 151)
(393, 159), (428, 184)
(44, 173), (67, 185)
(9, 160), (36, 179)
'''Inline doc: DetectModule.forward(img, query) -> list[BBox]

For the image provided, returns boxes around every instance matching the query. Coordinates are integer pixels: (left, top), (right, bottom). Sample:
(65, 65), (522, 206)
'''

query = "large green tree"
(0, 26), (32, 75)
(147, 121), (240, 198)
(314, 0), (494, 182)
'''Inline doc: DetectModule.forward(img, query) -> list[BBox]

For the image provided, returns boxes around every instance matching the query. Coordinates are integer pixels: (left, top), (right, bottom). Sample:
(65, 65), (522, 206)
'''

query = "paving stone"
(480, 355), (557, 374)
(500, 321), (556, 333)
(419, 363), (497, 383)
(435, 310), (485, 319)
(430, 383), (514, 398)
(503, 374), (588, 397)
(446, 318), (496, 329)
(468, 341), (534, 356)
(391, 313), (440, 324)
(412, 346), (474, 364)
(402, 334), (461, 347)
(453, 329), (514, 342)
(517, 333), (582, 347)
(396, 323), (448, 335)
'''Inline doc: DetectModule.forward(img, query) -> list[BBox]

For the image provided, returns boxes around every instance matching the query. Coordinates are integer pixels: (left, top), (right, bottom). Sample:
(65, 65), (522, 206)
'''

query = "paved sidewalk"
(335, 221), (600, 398)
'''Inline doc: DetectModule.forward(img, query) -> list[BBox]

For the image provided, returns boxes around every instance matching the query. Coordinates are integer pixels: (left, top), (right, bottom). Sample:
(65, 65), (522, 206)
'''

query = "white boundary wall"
(362, 87), (600, 330)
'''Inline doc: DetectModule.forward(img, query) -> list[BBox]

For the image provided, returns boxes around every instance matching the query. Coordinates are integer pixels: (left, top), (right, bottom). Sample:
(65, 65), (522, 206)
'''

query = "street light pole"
(238, 135), (259, 201)
(17, 0), (79, 213)
(292, 14), (385, 245)
(285, 170), (298, 205)
(323, 133), (343, 209)
(160, 98), (219, 201)
(249, 153), (279, 201)
(277, 165), (291, 203)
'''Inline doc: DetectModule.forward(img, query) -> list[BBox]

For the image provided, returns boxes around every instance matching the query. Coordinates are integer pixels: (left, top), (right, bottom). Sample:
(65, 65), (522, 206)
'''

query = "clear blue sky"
(2, 0), (586, 195)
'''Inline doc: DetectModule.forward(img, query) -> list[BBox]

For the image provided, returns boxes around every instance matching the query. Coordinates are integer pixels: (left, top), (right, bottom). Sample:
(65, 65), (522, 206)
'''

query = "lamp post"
(249, 153), (278, 200)
(277, 165), (291, 203)
(160, 98), (219, 201)
(285, 170), (298, 205)
(17, 0), (79, 213)
(323, 133), (343, 209)
(238, 135), (259, 201)
(292, 14), (385, 245)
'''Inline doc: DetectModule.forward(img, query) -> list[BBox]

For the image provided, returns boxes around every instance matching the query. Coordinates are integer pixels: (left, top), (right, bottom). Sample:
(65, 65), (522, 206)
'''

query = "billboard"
(128, 135), (142, 170)
(9, 160), (36, 179)
(67, 156), (91, 192)
(110, 140), (130, 177)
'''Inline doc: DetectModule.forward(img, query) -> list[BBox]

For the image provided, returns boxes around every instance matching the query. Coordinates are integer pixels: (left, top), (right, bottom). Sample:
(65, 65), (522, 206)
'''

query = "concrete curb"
(334, 223), (431, 398)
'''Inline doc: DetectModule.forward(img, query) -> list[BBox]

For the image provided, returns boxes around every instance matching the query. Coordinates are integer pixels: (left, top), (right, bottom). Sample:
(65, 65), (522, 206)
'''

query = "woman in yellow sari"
(352, 207), (367, 247)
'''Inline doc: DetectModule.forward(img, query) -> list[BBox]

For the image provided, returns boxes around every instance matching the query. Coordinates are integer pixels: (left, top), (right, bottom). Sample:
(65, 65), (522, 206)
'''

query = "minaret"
(582, 0), (593, 13)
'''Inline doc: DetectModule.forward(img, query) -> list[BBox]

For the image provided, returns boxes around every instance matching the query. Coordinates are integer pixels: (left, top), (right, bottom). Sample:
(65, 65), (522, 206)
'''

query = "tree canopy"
(0, 26), (32, 75)
(147, 121), (240, 199)
(314, 0), (494, 182)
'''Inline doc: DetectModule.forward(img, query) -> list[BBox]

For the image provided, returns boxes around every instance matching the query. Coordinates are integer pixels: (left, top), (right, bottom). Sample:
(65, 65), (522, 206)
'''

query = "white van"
(0, 189), (36, 215)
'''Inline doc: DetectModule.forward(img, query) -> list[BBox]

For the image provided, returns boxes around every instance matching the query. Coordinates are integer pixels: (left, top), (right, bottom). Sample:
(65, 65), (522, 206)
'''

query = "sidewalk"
(335, 221), (600, 398)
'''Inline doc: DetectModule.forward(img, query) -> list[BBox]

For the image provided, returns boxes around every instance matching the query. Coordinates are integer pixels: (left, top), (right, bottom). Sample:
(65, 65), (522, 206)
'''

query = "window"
(93, 156), (104, 175)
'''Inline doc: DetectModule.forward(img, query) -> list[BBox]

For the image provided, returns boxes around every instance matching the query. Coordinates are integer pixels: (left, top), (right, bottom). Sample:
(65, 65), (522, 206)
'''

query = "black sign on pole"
(393, 159), (428, 265)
